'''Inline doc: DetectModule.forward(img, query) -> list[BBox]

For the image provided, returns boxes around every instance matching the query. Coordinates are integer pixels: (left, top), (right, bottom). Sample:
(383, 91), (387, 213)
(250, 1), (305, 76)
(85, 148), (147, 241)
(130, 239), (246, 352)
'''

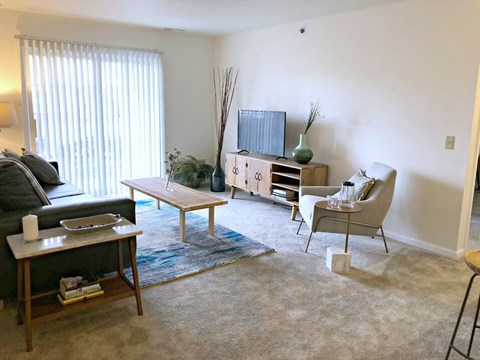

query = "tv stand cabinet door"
(256, 160), (271, 195)
(246, 159), (271, 196)
(226, 153), (247, 189)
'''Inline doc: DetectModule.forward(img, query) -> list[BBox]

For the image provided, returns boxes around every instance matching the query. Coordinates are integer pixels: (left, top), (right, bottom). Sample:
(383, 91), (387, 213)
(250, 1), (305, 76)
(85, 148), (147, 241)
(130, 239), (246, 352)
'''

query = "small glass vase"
(292, 134), (313, 164)
(165, 173), (174, 191)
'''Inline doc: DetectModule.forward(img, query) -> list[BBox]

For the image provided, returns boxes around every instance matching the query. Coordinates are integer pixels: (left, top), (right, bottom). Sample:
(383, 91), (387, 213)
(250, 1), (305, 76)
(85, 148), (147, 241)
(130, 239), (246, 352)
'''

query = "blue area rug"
(127, 200), (275, 288)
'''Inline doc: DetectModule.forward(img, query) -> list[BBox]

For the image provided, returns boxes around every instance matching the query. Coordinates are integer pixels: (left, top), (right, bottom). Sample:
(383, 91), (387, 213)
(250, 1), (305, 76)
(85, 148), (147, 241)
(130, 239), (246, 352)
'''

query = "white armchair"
(297, 162), (397, 253)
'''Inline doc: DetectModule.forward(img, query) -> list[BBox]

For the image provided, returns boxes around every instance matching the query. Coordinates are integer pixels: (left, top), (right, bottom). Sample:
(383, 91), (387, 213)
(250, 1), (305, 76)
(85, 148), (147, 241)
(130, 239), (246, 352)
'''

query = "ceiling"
(0, 0), (404, 36)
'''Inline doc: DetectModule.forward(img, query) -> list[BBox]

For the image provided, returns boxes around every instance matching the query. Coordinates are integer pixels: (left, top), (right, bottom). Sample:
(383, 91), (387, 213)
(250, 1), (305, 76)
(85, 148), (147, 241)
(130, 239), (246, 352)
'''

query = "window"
(19, 38), (165, 196)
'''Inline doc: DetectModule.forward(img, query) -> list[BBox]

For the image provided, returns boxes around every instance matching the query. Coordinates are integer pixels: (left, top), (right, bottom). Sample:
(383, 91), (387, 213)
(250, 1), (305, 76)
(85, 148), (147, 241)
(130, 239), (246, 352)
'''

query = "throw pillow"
(2, 148), (22, 161)
(333, 169), (375, 201)
(0, 161), (45, 210)
(0, 158), (51, 207)
(21, 150), (64, 185)
(348, 169), (375, 200)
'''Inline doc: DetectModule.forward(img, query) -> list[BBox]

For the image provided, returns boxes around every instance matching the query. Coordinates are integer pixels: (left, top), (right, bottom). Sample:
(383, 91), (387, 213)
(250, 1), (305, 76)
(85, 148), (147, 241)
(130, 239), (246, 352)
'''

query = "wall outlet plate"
(445, 136), (455, 150)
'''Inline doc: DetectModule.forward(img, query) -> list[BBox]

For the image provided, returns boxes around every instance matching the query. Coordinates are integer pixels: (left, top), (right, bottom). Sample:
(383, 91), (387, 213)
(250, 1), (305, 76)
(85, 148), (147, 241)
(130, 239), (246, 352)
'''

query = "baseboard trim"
(384, 230), (464, 259)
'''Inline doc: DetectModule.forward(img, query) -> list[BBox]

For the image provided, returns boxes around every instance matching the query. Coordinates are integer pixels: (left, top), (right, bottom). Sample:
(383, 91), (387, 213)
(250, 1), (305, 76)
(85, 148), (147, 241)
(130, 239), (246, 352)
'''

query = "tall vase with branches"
(292, 101), (323, 164)
(211, 67), (239, 192)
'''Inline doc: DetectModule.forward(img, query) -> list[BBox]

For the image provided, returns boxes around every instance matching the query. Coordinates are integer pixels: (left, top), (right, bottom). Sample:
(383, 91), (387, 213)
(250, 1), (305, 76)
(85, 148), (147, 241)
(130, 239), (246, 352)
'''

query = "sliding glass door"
(19, 38), (164, 196)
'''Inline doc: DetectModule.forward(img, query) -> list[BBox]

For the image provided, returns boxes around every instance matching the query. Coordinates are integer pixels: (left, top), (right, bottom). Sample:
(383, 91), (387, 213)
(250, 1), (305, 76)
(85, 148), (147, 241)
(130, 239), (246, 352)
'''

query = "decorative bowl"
(60, 213), (122, 233)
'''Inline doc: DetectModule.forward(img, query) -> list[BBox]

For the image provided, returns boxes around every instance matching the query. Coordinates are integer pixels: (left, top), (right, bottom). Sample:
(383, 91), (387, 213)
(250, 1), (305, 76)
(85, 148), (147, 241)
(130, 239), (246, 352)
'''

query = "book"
(57, 290), (104, 306)
(61, 283), (102, 299)
(272, 194), (296, 202)
(272, 189), (295, 196)
(59, 273), (102, 299)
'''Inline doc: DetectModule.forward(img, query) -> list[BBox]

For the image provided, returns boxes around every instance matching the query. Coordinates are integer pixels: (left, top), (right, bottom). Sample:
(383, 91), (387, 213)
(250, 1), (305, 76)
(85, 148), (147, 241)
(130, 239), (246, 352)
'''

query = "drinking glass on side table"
(326, 195), (340, 209)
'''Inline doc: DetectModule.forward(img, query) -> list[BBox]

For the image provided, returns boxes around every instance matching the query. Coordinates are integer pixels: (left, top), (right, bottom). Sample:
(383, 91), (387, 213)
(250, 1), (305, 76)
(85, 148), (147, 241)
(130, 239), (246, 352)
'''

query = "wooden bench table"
(121, 177), (228, 241)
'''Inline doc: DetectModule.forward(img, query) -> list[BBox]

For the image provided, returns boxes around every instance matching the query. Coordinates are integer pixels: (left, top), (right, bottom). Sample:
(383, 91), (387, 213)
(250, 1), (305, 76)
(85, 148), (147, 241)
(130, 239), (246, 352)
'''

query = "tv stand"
(237, 150), (249, 154)
(225, 152), (328, 220)
(275, 156), (287, 161)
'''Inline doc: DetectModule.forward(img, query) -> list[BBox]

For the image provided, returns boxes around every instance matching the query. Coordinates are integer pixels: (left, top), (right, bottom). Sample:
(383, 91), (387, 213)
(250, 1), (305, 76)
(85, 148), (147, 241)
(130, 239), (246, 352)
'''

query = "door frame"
(458, 64), (480, 254)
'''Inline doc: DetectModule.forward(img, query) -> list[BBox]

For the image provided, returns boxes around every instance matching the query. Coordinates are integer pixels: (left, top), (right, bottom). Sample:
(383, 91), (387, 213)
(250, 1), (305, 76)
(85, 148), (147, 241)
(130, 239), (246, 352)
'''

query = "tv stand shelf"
(271, 182), (300, 192)
(225, 152), (328, 220)
(272, 171), (300, 180)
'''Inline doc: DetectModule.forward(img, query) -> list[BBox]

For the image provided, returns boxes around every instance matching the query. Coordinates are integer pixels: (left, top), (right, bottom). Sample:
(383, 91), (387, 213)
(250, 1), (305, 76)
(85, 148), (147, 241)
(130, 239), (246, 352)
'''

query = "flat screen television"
(237, 110), (286, 158)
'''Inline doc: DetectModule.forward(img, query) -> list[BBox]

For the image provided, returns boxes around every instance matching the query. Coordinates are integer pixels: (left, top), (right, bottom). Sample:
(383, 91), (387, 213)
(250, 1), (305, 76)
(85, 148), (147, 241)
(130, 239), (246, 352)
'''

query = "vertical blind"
(19, 38), (165, 196)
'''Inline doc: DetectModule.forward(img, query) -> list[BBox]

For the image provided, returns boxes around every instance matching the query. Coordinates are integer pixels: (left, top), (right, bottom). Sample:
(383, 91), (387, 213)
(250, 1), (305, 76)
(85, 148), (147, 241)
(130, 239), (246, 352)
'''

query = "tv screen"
(237, 110), (286, 158)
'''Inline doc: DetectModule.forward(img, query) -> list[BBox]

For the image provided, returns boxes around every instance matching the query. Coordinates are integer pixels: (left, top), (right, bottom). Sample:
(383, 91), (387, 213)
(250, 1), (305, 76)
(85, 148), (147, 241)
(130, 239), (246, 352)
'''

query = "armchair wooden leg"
(296, 218), (304, 235)
(380, 226), (389, 253)
(305, 231), (314, 253)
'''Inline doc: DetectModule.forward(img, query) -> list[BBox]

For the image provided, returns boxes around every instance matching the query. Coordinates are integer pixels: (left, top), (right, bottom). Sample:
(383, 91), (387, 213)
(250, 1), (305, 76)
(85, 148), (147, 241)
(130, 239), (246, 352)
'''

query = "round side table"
(315, 200), (363, 253)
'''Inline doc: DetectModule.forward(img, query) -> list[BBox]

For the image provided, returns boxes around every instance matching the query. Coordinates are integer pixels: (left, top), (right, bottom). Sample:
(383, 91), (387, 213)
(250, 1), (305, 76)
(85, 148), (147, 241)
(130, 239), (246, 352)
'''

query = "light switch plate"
(445, 136), (455, 150)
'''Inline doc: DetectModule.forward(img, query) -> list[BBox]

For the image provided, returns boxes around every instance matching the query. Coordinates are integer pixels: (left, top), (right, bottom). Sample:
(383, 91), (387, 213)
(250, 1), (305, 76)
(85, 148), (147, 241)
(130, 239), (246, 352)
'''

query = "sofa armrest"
(35, 196), (136, 227)
(300, 185), (341, 198)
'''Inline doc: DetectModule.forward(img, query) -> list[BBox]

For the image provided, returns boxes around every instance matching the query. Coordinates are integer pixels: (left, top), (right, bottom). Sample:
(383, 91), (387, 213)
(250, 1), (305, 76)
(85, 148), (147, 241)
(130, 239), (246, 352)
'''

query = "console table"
(7, 218), (143, 352)
(225, 152), (328, 220)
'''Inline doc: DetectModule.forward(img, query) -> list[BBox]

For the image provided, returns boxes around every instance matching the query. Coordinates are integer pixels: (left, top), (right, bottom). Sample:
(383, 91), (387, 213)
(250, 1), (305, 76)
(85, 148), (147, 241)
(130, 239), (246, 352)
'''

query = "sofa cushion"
(0, 161), (46, 210)
(21, 150), (64, 185)
(2, 148), (22, 161)
(43, 182), (85, 200)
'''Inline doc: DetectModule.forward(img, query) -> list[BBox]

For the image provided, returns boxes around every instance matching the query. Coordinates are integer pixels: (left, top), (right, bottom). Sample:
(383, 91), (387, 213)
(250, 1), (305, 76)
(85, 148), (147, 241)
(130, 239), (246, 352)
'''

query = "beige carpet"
(0, 185), (476, 359)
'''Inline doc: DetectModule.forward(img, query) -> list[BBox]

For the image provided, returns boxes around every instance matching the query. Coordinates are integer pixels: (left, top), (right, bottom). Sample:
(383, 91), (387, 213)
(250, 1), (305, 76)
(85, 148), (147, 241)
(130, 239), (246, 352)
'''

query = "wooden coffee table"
(121, 177), (228, 241)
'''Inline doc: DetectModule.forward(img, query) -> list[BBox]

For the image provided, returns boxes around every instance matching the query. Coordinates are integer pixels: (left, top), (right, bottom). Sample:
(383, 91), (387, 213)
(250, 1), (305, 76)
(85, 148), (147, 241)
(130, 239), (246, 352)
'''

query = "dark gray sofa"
(0, 165), (136, 300)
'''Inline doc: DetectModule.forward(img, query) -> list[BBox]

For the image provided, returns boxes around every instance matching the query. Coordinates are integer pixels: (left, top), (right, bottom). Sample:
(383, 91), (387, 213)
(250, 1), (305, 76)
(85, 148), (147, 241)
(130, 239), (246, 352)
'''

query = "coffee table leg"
(128, 188), (134, 200)
(208, 207), (215, 236)
(156, 200), (161, 209)
(345, 213), (351, 253)
(180, 210), (186, 241)
(24, 258), (32, 352)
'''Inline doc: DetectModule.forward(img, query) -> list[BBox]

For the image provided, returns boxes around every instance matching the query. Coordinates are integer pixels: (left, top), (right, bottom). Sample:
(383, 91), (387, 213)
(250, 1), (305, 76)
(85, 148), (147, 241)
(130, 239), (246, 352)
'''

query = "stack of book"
(272, 188), (297, 202)
(57, 273), (104, 306)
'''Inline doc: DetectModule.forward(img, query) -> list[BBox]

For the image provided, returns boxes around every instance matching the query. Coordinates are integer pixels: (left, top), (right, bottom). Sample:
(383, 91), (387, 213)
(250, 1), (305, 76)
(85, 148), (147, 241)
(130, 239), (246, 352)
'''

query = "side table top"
(315, 200), (363, 214)
(7, 218), (142, 260)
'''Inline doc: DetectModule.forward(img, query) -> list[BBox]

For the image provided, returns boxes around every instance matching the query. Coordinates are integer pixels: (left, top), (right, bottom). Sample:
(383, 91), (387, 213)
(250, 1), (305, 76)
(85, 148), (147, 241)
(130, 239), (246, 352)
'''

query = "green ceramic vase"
(292, 134), (313, 164)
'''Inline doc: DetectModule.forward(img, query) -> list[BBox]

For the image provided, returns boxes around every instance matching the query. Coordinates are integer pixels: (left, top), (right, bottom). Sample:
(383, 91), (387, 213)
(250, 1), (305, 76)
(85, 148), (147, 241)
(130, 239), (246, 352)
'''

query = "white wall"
(214, 0), (480, 256)
(0, 9), (215, 163)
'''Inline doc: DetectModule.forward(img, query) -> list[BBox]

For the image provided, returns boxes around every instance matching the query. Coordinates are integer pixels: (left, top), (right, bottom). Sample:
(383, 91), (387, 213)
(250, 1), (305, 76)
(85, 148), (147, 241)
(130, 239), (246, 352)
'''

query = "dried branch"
(213, 67), (239, 167)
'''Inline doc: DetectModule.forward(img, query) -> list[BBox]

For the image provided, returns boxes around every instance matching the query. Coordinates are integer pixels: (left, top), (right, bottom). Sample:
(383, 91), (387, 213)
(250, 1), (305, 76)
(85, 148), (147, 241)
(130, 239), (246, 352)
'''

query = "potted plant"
(164, 148), (182, 191)
(178, 155), (214, 188)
